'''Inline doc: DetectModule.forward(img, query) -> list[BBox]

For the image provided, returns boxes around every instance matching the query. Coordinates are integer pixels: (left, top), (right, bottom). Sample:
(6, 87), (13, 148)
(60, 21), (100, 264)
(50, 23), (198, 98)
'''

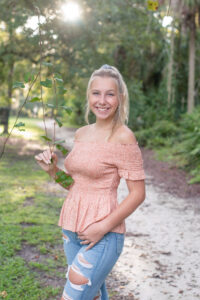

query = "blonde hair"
(84, 65), (129, 141)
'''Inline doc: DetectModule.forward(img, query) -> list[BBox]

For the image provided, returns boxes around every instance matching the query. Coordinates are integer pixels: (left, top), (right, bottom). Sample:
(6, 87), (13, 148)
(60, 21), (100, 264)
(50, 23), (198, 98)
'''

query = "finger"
(80, 240), (90, 245)
(47, 148), (53, 160)
(43, 151), (51, 163)
(77, 231), (84, 236)
(85, 242), (95, 251)
(40, 153), (50, 164)
(78, 234), (86, 240)
(35, 154), (44, 161)
(35, 155), (42, 160)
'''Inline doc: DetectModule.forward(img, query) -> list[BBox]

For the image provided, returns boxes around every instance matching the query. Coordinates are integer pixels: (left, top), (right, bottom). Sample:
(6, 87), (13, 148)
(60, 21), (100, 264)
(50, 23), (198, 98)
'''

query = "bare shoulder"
(74, 125), (91, 140)
(115, 125), (137, 144)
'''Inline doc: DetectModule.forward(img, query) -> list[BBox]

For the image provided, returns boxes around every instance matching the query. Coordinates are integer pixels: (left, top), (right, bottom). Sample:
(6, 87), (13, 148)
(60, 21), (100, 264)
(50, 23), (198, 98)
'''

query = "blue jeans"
(61, 229), (125, 300)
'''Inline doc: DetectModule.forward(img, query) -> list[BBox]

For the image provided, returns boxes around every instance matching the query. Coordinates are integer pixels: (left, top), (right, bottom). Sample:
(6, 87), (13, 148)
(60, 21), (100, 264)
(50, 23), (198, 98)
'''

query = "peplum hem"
(58, 189), (125, 234)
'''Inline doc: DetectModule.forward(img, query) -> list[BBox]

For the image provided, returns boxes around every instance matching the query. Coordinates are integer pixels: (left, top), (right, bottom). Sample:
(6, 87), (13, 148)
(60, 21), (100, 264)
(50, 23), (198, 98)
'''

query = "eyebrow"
(91, 89), (115, 92)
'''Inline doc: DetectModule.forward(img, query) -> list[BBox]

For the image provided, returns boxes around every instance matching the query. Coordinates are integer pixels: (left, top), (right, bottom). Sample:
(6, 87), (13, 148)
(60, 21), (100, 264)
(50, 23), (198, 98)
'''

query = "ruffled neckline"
(74, 139), (139, 147)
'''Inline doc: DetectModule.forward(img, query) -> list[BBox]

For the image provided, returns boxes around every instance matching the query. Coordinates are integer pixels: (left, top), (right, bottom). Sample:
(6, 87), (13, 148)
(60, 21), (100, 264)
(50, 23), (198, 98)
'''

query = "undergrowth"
(0, 119), (67, 300)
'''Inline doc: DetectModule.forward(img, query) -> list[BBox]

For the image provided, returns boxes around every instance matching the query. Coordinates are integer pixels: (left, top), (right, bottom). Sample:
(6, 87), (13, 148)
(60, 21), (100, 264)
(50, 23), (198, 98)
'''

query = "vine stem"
(0, 72), (39, 159)
(0, 7), (56, 160)
(166, 0), (171, 16)
(52, 75), (58, 153)
(37, 9), (53, 154)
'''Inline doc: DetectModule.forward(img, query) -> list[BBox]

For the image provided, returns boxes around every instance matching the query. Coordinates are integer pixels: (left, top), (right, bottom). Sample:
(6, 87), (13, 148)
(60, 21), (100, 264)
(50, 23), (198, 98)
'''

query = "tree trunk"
(167, 20), (175, 106)
(187, 11), (195, 114)
(167, 0), (182, 106)
(3, 22), (14, 134)
(3, 60), (14, 134)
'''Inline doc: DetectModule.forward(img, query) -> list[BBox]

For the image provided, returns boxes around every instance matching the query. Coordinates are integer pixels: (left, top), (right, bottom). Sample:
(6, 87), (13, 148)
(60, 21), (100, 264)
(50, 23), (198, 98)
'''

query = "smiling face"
(88, 76), (119, 122)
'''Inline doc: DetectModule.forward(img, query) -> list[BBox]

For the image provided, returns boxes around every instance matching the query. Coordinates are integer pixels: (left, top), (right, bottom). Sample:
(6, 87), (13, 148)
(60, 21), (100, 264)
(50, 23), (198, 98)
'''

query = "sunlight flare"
(61, 2), (82, 22)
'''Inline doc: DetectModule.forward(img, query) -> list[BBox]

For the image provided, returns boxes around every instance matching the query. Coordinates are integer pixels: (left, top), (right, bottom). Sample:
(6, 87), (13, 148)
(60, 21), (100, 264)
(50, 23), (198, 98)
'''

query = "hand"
(34, 148), (58, 173)
(77, 221), (107, 251)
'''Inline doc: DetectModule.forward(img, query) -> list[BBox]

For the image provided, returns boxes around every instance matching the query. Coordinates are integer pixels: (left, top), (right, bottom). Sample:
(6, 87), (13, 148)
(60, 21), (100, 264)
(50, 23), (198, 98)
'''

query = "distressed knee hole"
(93, 290), (101, 300)
(69, 267), (89, 285)
(93, 296), (100, 300)
(62, 290), (73, 300)
(68, 264), (91, 291)
(62, 233), (70, 243)
(66, 264), (71, 279)
(77, 253), (93, 268)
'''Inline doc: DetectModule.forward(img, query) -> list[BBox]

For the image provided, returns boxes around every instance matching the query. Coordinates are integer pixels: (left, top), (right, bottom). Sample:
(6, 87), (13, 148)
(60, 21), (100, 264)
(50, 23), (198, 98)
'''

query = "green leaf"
(60, 106), (72, 115)
(40, 79), (52, 88)
(46, 103), (56, 108)
(58, 87), (67, 95)
(19, 128), (26, 131)
(56, 144), (68, 155)
(54, 77), (64, 86)
(29, 97), (40, 102)
(12, 82), (25, 89)
(55, 117), (62, 127)
(41, 136), (52, 142)
(14, 122), (25, 128)
(42, 62), (53, 67)
(54, 140), (65, 144)
(55, 170), (74, 187)
(24, 72), (34, 83)
(54, 73), (62, 78)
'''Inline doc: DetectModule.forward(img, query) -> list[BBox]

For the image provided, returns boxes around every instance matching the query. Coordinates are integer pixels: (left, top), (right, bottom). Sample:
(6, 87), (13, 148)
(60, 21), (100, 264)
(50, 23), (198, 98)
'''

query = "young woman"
(35, 64), (146, 300)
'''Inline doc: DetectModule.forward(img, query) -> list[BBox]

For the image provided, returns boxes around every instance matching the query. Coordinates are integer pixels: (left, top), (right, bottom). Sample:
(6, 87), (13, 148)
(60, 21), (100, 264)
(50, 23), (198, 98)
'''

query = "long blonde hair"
(84, 65), (129, 141)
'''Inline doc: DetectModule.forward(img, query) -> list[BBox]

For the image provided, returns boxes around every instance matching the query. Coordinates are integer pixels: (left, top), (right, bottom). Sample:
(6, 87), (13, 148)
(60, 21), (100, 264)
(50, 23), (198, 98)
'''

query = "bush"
(176, 107), (200, 183)
(135, 119), (179, 147)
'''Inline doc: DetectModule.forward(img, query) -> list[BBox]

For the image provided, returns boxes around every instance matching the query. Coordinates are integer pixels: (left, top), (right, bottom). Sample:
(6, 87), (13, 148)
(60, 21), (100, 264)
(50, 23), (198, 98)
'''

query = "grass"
(0, 118), (67, 299)
(0, 116), (44, 140)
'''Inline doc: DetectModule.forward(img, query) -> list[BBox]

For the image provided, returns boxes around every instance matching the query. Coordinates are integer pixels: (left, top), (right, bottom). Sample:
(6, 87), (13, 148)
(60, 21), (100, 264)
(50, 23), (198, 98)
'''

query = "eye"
(92, 92), (99, 95)
(108, 93), (114, 96)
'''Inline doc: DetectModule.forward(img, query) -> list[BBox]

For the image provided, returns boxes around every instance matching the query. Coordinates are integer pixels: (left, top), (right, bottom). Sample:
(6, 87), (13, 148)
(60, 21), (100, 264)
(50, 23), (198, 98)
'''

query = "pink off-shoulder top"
(58, 139), (146, 234)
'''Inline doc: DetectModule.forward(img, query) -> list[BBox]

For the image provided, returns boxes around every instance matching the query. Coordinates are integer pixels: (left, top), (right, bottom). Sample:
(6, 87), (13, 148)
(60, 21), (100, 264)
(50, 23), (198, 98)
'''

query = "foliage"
(176, 107), (200, 183)
(0, 133), (66, 299)
(136, 106), (200, 183)
(135, 119), (179, 147)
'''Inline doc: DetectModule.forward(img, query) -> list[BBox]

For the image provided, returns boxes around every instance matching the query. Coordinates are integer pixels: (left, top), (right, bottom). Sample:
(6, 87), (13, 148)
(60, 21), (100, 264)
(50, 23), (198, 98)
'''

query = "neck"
(94, 118), (115, 131)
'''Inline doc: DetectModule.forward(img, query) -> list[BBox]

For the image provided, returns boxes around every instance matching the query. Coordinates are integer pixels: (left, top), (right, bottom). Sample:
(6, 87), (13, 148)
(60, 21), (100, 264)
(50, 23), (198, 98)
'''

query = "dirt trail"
(37, 120), (200, 300)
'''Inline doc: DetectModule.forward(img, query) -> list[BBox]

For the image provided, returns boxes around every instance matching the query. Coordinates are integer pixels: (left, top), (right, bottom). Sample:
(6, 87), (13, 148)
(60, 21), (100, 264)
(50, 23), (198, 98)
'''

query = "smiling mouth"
(95, 107), (110, 111)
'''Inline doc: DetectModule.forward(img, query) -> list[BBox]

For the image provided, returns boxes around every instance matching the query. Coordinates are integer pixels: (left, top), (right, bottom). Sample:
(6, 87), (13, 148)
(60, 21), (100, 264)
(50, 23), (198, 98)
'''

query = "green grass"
(0, 116), (45, 140)
(0, 119), (67, 299)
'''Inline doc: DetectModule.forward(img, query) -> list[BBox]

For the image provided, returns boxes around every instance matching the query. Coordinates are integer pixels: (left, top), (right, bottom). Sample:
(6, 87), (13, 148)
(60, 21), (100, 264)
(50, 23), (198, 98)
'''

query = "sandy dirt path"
(37, 120), (200, 300)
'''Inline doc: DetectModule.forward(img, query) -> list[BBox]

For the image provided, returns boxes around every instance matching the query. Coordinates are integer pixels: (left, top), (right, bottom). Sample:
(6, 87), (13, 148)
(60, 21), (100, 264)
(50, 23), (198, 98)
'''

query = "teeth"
(96, 107), (109, 111)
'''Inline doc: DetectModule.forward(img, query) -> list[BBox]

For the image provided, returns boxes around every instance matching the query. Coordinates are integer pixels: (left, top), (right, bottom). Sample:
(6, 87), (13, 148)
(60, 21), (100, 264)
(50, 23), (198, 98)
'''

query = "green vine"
(0, 6), (74, 189)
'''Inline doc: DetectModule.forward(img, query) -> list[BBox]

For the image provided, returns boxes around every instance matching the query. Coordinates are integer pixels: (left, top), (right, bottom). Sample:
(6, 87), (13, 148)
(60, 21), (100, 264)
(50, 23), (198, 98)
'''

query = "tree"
(182, 0), (200, 113)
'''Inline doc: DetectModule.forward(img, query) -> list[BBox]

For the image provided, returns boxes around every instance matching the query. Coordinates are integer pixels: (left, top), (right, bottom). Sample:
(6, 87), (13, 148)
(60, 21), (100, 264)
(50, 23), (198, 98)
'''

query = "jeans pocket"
(92, 235), (108, 253)
(116, 234), (125, 256)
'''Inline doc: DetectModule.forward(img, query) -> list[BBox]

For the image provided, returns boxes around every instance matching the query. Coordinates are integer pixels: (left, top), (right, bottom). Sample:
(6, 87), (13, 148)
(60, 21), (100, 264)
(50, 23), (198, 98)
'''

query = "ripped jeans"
(61, 229), (125, 300)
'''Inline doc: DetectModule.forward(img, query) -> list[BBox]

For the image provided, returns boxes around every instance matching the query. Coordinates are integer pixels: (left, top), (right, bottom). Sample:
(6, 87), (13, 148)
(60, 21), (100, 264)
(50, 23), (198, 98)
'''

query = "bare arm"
(100, 179), (145, 232)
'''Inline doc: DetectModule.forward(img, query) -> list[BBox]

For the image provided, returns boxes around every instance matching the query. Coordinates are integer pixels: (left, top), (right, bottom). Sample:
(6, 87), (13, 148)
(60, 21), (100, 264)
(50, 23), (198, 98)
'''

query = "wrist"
(100, 218), (110, 235)
(47, 166), (59, 179)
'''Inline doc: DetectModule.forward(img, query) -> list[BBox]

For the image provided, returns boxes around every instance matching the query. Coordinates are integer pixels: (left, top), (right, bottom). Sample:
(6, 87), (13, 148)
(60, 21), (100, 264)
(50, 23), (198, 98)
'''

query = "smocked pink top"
(58, 139), (146, 234)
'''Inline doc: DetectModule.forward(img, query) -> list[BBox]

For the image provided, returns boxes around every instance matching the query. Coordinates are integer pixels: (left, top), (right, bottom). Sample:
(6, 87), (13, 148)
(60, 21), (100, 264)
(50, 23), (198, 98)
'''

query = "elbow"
(143, 186), (146, 201)
(141, 185), (146, 203)
(137, 184), (146, 205)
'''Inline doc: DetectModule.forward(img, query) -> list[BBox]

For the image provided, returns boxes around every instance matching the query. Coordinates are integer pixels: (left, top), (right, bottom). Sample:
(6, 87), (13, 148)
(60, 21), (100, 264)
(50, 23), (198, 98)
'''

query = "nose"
(98, 93), (107, 104)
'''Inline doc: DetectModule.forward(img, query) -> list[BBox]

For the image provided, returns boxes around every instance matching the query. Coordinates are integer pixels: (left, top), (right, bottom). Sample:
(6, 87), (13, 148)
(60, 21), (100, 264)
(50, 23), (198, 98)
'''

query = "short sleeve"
(115, 142), (146, 181)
